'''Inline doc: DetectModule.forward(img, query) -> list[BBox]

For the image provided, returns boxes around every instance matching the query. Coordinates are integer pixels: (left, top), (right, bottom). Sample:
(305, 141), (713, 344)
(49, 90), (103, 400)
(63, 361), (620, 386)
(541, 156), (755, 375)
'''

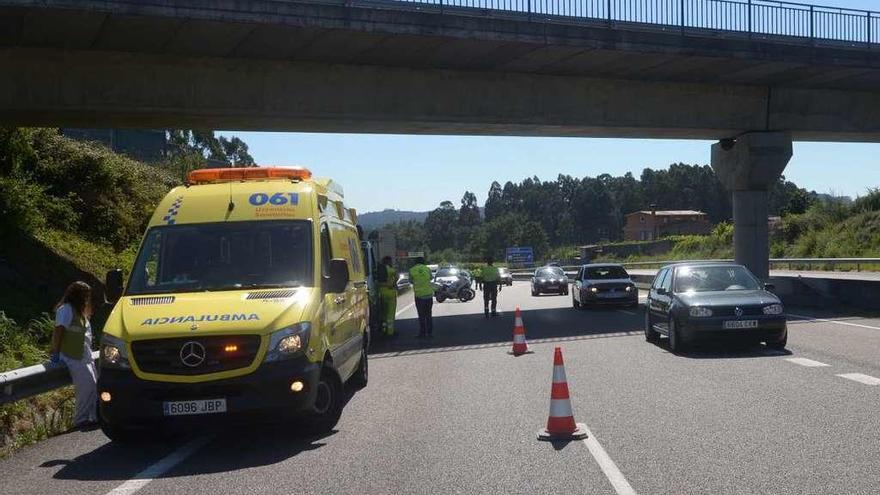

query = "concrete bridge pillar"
(711, 131), (792, 280)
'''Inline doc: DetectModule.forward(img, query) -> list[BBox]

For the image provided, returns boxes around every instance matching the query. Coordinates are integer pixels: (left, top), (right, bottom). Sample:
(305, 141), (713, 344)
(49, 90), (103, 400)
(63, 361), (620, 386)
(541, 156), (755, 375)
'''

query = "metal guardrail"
(0, 351), (99, 406)
(378, 0), (878, 47)
(510, 257), (880, 275)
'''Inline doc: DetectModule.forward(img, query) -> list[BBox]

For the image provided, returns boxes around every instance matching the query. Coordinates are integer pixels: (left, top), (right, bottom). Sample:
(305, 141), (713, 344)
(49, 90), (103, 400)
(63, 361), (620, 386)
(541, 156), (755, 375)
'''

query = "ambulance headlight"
(100, 334), (130, 369)
(264, 322), (311, 362)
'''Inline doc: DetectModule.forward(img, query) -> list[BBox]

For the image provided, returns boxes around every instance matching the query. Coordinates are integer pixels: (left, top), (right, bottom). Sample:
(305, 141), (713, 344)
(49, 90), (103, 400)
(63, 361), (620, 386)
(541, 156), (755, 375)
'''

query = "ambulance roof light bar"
(187, 167), (312, 184)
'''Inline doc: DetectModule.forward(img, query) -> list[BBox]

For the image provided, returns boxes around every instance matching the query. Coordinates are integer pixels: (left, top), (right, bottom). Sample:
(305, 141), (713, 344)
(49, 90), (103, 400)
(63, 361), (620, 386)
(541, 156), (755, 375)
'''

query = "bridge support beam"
(711, 131), (792, 280)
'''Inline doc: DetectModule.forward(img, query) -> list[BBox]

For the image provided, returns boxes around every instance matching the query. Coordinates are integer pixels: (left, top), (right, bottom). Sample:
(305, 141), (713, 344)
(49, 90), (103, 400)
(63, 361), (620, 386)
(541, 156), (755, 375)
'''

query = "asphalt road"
(2, 282), (880, 494)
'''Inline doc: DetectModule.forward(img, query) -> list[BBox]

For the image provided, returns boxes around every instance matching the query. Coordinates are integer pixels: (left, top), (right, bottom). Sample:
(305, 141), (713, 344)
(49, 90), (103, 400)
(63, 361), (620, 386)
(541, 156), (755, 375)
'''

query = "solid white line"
(788, 313), (880, 331)
(837, 373), (880, 386)
(396, 301), (415, 317)
(581, 424), (638, 495)
(616, 310), (637, 316)
(785, 357), (830, 368)
(104, 435), (212, 495)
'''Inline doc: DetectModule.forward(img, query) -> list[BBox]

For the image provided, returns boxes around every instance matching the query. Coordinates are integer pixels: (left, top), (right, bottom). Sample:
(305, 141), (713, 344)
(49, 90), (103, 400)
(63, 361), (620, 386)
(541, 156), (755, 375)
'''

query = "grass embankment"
(0, 128), (175, 455)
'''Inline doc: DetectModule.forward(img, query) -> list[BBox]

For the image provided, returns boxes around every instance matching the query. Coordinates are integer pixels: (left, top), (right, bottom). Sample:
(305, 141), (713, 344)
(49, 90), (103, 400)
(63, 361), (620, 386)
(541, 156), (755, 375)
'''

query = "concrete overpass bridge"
(1, 0), (879, 277)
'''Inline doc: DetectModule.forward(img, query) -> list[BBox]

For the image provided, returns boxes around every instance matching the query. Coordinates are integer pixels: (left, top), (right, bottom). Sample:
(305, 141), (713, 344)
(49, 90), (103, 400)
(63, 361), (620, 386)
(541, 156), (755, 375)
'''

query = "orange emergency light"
(187, 167), (312, 184)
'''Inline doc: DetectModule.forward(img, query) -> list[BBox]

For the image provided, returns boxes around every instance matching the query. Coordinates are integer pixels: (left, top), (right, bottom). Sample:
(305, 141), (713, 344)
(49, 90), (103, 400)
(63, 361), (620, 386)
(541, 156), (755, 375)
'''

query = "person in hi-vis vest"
(377, 256), (398, 337)
(50, 281), (98, 429)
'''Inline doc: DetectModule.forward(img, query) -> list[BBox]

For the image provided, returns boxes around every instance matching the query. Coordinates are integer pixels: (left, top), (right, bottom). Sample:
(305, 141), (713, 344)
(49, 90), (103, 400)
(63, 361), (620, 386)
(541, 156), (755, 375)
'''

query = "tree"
(424, 201), (458, 251)
(219, 136), (255, 167)
(459, 191), (481, 227)
(484, 181), (503, 222)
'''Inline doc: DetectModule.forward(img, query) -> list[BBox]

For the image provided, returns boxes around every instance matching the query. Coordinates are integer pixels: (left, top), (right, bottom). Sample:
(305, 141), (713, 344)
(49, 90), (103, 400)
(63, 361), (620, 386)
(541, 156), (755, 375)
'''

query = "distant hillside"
(359, 209), (429, 231)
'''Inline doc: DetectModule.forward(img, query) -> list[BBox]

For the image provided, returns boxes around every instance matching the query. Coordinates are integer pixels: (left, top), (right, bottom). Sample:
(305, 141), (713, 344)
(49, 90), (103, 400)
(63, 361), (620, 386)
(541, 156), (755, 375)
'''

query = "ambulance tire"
(100, 417), (146, 443)
(349, 343), (369, 389)
(308, 367), (343, 434)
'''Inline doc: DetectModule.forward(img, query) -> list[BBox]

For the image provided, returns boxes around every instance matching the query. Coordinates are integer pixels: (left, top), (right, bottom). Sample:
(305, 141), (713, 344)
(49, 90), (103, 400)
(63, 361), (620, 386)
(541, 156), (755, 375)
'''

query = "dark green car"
(644, 263), (787, 353)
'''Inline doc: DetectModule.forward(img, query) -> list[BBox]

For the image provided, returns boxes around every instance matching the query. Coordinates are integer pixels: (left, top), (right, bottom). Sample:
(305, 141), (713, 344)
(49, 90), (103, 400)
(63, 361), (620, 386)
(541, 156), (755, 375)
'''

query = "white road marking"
(616, 310), (637, 316)
(396, 301), (415, 317)
(104, 435), (212, 495)
(785, 357), (830, 368)
(788, 313), (880, 331)
(837, 373), (880, 386)
(581, 424), (638, 495)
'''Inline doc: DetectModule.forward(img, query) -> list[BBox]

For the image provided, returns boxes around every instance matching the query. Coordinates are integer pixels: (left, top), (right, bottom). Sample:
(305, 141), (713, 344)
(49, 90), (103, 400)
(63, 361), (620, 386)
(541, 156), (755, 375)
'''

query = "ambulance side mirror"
(105, 269), (124, 304)
(326, 258), (350, 294)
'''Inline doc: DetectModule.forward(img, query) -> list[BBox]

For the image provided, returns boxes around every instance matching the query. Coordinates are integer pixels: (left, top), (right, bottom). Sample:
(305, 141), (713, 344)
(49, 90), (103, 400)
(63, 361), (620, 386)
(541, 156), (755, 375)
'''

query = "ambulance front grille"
(132, 335), (261, 375)
(130, 296), (175, 306)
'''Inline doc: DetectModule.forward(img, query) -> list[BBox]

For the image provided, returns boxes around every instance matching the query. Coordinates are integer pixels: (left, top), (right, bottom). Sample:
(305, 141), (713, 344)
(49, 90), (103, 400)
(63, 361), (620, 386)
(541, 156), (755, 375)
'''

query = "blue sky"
(218, 0), (879, 213)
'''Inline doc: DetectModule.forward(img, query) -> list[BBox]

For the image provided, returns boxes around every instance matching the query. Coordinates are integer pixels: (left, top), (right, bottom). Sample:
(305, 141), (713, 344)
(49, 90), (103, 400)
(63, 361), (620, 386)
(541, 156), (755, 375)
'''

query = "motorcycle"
(433, 275), (475, 303)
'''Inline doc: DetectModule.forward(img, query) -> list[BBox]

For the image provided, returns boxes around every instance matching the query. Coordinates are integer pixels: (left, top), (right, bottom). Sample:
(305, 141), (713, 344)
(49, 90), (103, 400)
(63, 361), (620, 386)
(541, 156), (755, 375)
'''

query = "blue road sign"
(506, 246), (534, 264)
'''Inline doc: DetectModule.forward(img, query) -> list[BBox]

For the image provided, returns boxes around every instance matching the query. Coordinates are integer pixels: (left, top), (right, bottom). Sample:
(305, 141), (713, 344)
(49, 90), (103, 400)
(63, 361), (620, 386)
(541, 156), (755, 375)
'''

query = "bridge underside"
(1, 1), (880, 140)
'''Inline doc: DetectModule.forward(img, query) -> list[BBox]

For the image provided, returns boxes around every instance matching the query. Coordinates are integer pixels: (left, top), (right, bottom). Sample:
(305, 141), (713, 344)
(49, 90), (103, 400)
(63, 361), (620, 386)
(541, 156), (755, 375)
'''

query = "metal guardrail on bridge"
(510, 257), (880, 275)
(376, 0), (878, 47)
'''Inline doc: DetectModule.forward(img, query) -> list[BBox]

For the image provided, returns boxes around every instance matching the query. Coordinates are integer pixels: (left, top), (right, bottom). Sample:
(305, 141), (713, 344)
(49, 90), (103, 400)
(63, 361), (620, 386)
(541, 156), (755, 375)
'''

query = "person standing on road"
(376, 256), (398, 338)
(481, 256), (501, 318)
(49, 281), (98, 430)
(408, 257), (434, 338)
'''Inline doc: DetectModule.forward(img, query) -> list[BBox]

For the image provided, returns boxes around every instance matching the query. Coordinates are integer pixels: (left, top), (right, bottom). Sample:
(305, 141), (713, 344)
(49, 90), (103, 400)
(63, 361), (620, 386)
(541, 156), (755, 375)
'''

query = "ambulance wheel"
(349, 343), (368, 389)
(308, 368), (343, 434)
(99, 417), (145, 443)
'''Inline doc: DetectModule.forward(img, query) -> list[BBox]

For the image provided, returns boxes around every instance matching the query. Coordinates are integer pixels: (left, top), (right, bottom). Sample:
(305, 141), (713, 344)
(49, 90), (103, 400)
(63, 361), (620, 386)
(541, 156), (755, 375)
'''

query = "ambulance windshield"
(127, 220), (313, 295)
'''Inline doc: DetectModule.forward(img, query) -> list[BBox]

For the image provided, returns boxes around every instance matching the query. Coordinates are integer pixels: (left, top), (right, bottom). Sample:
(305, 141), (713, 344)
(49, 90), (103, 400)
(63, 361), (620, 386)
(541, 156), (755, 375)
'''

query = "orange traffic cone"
(537, 347), (587, 441)
(509, 307), (531, 356)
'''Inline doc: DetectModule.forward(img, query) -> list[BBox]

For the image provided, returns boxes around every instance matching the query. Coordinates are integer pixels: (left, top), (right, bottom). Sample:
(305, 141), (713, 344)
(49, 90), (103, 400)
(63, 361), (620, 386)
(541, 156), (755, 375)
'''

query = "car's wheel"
(531, 288), (538, 297)
(348, 342), (368, 389)
(668, 317), (685, 353)
(563, 288), (569, 296)
(572, 293), (580, 309)
(644, 310), (659, 342)
(308, 367), (343, 434)
(766, 332), (788, 351)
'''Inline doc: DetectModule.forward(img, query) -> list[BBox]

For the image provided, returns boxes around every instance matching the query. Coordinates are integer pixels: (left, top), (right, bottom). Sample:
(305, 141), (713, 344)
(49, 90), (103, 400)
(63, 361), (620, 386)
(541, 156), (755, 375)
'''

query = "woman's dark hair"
(56, 281), (92, 315)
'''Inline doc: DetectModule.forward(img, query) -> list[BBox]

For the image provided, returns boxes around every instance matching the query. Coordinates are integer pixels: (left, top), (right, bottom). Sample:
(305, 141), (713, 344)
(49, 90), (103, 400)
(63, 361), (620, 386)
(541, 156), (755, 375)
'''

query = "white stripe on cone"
(515, 317), (523, 327)
(552, 364), (567, 383)
(549, 398), (574, 418)
(514, 334), (526, 343)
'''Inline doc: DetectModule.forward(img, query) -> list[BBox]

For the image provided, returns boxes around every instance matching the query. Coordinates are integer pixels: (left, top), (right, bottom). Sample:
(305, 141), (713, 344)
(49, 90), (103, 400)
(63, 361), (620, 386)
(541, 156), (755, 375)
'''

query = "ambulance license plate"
(723, 320), (758, 329)
(163, 398), (227, 416)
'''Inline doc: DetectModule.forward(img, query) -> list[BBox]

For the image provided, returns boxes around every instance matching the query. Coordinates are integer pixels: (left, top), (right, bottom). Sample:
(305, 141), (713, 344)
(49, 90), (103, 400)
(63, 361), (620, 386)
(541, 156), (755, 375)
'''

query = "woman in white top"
(50, 281), (98, 429)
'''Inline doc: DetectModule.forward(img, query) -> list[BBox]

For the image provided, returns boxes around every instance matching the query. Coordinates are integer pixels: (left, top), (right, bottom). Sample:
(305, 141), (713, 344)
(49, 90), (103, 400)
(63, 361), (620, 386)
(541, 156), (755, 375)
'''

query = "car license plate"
(163, 398), (227, 416)
(723, 320), (759, 329)
(599, 292), (624, 298)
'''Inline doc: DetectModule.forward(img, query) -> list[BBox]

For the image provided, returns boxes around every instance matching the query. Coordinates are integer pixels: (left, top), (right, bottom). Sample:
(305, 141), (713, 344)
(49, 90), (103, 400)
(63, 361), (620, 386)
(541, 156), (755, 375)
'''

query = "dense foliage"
(381, 164), (817, 262)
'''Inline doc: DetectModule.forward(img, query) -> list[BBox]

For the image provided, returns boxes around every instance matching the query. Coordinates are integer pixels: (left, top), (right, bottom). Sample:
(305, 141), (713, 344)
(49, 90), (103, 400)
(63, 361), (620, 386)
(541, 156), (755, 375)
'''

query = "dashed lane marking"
(616, 310), (637, 316)
(837, 373), (880, 386)
(785, 357), (831, 368)
(104, 435), (212, 495)
(788, 313), (880, 331)
(581, 424), (638, 495)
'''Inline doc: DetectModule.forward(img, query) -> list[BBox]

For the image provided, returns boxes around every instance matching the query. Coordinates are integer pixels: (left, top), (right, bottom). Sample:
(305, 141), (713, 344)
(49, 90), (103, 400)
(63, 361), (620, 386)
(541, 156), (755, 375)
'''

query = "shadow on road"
(646, 338), (793, 359)
(370, 305), (643, 358)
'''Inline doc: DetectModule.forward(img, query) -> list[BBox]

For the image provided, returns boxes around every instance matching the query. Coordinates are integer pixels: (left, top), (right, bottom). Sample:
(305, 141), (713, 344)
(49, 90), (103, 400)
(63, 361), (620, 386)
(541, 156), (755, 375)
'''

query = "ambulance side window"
(143, 232), (161, 287)
(320, 223), (332, 278)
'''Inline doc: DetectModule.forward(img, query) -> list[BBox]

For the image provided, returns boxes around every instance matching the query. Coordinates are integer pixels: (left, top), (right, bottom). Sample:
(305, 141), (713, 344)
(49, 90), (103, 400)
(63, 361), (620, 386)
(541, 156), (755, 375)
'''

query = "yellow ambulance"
(97, 167), (369, 441)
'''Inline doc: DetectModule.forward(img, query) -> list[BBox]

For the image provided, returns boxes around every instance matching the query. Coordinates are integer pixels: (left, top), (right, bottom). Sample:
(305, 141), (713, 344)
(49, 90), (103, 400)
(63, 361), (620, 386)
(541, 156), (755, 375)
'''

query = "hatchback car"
(531, 266), (568, 296)
(644, 263), (787, 352)
(572, 264), (637, 309)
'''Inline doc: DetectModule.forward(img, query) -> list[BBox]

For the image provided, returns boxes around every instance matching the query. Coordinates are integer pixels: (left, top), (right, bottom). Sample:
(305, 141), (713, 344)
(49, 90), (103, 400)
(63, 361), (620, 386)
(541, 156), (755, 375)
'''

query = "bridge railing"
(378, 0), (878, 47)
(508, 257), (880, 275)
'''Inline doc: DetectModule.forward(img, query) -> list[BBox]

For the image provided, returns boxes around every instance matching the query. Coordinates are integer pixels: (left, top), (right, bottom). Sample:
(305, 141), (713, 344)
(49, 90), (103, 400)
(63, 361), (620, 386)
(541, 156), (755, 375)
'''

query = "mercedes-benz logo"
(179, 341), (206, 367)
(734, 307), (744, 317)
